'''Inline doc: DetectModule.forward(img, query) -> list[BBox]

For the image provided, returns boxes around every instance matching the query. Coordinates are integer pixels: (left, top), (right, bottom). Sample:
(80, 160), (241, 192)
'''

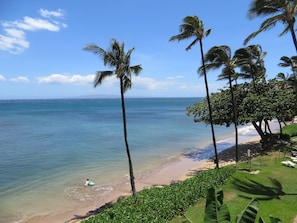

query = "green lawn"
(171, 151), (297, 223)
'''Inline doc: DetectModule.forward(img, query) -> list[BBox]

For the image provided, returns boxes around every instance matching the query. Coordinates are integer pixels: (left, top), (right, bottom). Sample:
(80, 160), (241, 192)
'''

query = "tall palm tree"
(202, 46), (239, 163)
(244, 0), (297, 51)
(83, 39), (142, 198)
(169, 16), (219, 169)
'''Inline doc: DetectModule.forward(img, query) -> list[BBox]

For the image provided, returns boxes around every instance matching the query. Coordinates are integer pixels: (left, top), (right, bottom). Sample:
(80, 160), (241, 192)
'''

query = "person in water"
(84, 179), (90, 186)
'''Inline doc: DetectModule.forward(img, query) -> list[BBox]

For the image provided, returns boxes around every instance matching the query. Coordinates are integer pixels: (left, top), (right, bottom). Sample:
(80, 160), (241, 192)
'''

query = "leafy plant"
(204, 187), (230, 223)
(236, 199), (259, 223)
(204, 187), (282, 223)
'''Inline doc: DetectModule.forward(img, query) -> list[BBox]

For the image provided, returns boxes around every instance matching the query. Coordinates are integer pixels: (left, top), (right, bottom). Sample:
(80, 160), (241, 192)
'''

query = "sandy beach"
(22, 136), (263, 223)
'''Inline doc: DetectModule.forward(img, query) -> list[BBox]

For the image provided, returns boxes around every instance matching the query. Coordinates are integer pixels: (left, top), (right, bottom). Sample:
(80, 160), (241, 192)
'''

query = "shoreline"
(23, 136), (262, 223)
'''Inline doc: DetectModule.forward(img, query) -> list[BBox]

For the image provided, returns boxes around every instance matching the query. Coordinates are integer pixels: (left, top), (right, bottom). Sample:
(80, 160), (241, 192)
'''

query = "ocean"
(0, 98), (259, 222)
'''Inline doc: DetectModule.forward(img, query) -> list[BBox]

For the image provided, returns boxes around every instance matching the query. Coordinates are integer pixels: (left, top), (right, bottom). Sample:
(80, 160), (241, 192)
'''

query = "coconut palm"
(278, 56), (297, 91)
(279, 55), (297, 79)
(169, 16), (219, 168)
(244, 0), (297, 51)
(234, 45), (267, 88)
(234, 45), (274, 144)
(202, 46), (239, 163)
(83, 39), (142, 198)
(278, 55), (297, 113)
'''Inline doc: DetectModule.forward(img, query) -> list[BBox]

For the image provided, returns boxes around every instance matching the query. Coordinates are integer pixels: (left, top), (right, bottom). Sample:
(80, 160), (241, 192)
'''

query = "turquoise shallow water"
(0, 98), (258, 222)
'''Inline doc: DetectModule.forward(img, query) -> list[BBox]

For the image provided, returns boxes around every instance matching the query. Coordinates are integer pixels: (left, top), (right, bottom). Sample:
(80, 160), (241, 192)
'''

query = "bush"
(282, 123), (297, 137)
(82, 166), (236, 223)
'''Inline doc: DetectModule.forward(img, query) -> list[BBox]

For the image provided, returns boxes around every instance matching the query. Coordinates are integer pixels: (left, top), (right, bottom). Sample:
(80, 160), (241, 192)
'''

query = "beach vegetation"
(83, 39), (142, 198)
(81, 166), (235, 223)
(244, 0), (297, 51)
(169, 16), (219, 169)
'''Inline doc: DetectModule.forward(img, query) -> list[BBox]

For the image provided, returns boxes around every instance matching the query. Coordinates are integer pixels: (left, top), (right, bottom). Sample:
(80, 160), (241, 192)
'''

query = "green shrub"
(282, 123), (297, 137)
(82, 166), (235, 223)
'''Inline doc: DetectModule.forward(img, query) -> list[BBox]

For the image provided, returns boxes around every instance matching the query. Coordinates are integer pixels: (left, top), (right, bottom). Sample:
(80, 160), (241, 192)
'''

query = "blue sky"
(0, 1), (295, 99)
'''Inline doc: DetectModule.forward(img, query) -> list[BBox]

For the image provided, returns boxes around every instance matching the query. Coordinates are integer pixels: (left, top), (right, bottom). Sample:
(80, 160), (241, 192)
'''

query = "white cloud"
(0, 9), (67, 54)
(39, 9), (65, 18)
(0, 28), (29, 54)
(10, 76), (29, 82)
(33, 73), (212, 97)
(0, 74), (6, 81)
(11, 16), (61, 31)
(37, 74), (95, 85)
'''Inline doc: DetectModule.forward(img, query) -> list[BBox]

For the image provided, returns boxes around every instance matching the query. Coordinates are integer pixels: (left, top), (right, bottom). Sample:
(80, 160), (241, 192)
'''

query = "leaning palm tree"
(202, 45), (239, 163)
(169, 16), (219, 169)
(83, 39), (142, 198)
(244, 0), (297, 51)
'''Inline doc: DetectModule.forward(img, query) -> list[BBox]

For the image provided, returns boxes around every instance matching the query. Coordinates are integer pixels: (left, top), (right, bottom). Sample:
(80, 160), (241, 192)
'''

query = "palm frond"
(94, 70), (113, 87)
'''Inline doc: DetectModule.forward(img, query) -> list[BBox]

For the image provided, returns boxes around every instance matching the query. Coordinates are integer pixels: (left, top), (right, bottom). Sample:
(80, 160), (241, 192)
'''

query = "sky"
(0, 0), (296, 99)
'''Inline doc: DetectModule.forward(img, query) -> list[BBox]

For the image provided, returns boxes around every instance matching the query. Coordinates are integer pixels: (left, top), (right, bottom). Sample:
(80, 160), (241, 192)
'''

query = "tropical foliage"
(187, 80), (296, 146)
(204, 187), (282, 223)
(187, 41), (297, 149)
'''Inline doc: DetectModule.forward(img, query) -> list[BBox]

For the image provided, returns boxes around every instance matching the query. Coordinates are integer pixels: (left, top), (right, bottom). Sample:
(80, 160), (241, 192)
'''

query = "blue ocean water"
(0, 98), (255, 222)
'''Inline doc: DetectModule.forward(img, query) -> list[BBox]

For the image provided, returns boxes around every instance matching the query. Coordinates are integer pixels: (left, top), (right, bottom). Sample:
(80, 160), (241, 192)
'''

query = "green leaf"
(204, 187), (231, 223)
(269, 215), (282, 223)
(236, 199), (259, 223)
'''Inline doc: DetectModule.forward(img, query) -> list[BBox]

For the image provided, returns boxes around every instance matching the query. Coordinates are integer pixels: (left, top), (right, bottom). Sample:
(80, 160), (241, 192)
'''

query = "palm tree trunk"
(289, 24), (297, 52)
(228, 78), (239, 163)
(120, 78), (137, 199)
(199, 40), (219, 169)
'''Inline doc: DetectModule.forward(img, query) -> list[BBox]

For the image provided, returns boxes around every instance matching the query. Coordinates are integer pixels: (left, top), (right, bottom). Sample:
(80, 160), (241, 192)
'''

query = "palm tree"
(234, 45), (267, 88)
(202, 46), (239, 163)
(278, 55), (297, 112)
(83, 39), (142, 198)
(235, 45), (273, 145)
(169, 16), (219, 169)
(278, 55), (297, 80)
(244, 0), (297, 51)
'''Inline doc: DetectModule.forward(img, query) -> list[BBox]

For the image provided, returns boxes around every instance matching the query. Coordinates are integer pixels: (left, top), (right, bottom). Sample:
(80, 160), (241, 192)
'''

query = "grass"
(170, 151), (297, 223)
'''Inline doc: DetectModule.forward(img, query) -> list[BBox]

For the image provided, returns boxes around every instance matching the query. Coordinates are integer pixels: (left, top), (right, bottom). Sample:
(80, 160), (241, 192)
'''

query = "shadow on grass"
(231, 176), (297, 200)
